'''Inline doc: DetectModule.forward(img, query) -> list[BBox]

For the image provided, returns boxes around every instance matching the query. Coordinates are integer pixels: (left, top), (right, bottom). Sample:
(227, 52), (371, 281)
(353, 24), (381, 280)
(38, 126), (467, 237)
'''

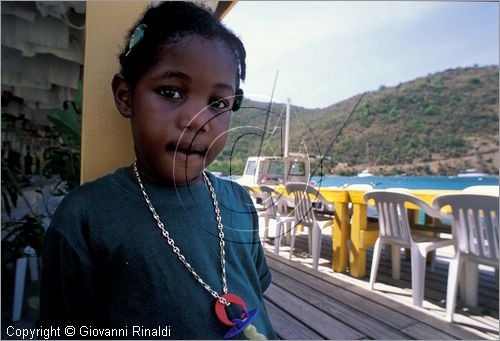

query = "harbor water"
(312, 175), (499, 190)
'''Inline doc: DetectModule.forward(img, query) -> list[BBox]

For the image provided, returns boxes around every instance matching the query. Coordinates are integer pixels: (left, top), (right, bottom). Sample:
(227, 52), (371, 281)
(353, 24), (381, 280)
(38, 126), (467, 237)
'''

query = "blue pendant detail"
(224, 308), (259, 339)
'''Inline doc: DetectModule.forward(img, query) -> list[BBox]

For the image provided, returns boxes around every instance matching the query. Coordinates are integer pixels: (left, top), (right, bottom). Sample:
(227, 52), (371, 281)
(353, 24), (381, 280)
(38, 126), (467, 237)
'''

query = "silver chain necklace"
(132, 161), (229, 306)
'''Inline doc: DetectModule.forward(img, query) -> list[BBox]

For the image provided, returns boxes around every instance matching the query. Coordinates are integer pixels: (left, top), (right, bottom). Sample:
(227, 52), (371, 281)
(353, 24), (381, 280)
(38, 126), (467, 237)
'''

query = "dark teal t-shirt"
(40, 168), (276, 339)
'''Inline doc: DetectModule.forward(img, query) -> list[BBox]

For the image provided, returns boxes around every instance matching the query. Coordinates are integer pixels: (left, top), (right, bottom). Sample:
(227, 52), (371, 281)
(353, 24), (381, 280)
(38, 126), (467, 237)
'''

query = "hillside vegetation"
(209, 65), (499, 176)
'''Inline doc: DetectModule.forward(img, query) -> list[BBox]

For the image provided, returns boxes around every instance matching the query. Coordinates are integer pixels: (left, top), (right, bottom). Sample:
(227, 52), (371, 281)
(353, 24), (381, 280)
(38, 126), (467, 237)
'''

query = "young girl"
(40, 2), (276, 339)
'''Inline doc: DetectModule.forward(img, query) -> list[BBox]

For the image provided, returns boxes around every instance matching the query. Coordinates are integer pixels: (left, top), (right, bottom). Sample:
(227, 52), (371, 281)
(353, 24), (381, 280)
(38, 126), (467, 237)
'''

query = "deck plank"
(375, 265), (499, 316)
(264, 300), (324, 340)
(293, 234), (499, 314)
(268, 256), (416, 329)
(401, 322), (457, 340)
(270, 270), (409, 339)
(265, 284), (365, 340)
(265, 250), (493, 340)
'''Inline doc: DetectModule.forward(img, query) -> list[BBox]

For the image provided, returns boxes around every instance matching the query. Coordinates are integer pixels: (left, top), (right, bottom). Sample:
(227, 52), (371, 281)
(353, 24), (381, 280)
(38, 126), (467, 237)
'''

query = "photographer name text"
(6, 325), (172, 339)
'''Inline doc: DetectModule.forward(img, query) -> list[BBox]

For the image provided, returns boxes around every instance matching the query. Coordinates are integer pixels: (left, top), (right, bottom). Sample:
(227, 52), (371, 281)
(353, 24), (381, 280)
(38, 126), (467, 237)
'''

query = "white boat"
(236, 99), (310, 186)
(457, 168), (489, 178)
(357, 168), (374, 177)
(457, 142), (490, 177)
(357, 143), (374, 177)
(237, 154), (310, 186)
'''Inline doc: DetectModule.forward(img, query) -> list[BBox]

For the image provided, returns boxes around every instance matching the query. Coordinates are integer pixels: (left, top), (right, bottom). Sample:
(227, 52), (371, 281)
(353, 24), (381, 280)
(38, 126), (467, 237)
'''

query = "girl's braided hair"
(118, 1), (246, 89)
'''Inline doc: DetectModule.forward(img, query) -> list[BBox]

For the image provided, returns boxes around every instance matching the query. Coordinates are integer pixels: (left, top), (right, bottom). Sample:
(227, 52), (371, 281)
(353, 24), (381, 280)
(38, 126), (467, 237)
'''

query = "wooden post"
(81, 1), (149, 184)
(332, 202), (349, 273)
(350, 202), (368, 278)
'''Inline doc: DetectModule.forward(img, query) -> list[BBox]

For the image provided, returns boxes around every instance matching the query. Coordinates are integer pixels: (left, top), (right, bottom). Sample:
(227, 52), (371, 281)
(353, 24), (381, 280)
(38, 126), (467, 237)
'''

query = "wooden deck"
(262, 233), (499, 340)
(1, 233), (497, 340)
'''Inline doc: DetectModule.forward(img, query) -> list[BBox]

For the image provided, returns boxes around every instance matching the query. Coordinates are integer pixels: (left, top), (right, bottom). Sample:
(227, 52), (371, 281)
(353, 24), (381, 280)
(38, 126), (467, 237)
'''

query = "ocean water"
(311, 175), (499, 220)
(311, 175), (499, 190)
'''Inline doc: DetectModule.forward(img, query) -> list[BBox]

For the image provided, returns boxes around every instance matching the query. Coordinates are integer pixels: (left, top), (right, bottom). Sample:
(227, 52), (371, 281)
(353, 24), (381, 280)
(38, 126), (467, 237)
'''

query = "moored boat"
(357, 168), (374, 177)
(236, 99), (311, 186)
(457, 168), (489, 177)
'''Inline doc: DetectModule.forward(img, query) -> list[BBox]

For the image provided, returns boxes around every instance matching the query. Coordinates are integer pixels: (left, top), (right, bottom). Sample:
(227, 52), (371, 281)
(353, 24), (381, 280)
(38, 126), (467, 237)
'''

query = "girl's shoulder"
(53, 167), (138, 215)
(209, 172), (249, 196)
(66, 167), (130, 197)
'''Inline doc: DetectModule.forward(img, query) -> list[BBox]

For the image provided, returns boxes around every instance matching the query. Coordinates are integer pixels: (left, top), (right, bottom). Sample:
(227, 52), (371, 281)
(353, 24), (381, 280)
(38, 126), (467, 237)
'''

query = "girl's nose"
(177, 99), (210, 132)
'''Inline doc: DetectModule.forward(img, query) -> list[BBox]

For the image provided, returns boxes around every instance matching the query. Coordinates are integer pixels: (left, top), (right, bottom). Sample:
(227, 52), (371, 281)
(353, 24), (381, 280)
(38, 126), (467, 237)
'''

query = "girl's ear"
(112, 73), (133, 118)
(232, 89), (244, 111)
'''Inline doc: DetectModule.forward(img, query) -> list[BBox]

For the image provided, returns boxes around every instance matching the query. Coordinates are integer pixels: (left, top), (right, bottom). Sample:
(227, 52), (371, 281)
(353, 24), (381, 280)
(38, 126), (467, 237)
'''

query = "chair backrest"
(241, 185), (262, 206)
(344, 184), (374, 190)
(285, 182), (331, 227)
(364, 190), (439, 244)
(433, 194), (499, 263)
(260, 185), (287, 217)
(463, 185), (500, 196)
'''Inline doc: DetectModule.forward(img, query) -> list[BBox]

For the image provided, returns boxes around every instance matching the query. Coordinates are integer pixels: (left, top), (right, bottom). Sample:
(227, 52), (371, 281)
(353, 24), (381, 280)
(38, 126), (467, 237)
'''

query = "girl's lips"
(165, 142), (207, 165)
(165, 142), (206, 155)
(166, 147), (205, 164)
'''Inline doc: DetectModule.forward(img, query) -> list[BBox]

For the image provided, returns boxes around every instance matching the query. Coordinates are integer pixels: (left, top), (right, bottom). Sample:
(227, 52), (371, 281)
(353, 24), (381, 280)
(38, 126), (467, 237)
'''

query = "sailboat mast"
(365, 142), (369, 167)
(284, 98), (291, 158)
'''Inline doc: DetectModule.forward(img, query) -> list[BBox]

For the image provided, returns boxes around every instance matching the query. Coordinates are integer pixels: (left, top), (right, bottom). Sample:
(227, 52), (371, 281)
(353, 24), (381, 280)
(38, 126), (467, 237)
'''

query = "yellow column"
(350, 202), (368, 278)
(332, 202), (349, 272)
(319, 188), (350, 273)
(81, 1), (149, 184)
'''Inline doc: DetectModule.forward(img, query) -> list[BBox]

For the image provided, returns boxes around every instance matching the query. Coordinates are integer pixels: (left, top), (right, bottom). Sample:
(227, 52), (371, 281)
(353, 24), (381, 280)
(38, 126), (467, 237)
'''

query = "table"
(250, 184), (460, 278)
(323, 188), (460, 278)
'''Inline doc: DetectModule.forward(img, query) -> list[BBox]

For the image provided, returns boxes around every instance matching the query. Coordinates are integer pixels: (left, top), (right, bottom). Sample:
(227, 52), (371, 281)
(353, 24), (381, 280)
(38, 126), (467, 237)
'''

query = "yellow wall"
(81, 1), (234, 184)
(81, 1), (149, 183)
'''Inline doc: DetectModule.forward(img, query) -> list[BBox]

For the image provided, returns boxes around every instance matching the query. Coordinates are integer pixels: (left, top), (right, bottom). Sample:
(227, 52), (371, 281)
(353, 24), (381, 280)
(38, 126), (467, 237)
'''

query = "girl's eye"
(210, 98), (229, 110)
(158, 88), (183, 99)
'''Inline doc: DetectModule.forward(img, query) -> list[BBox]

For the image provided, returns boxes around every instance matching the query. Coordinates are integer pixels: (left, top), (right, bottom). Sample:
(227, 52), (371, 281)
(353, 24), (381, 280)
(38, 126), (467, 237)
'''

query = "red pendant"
(214, 293), (247, 326)
(215, 293), (260, 339)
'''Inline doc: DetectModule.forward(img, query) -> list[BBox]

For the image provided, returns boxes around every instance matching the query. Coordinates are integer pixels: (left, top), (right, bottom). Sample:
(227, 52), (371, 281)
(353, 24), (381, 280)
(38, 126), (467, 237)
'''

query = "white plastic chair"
(432, 193), (499, 322)
(12, 246), (39, 321)
(285, 182), (335, 270)
(364, 190), (453, 307)
(259, 185), (296, 255)
(463, 185), (499, 196)
(343, 183), (374, 190)
(241, 185), (264, 210)
(241, 185), (271, 235)
(8, 188), (60, 322)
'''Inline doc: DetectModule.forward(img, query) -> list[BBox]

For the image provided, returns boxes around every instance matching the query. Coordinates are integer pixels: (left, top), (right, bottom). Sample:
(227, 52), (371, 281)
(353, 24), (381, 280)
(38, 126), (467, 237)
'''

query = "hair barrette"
(125, 23), (147, 57)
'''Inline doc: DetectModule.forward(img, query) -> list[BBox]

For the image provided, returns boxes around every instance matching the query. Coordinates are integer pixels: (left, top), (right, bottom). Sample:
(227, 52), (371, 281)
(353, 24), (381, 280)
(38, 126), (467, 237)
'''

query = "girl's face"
(119, 35), (237, 185)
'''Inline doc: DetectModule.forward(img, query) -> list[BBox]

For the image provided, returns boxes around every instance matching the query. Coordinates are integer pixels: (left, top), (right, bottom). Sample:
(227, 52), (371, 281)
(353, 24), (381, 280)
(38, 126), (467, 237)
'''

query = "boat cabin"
(237, 154), (310, 186)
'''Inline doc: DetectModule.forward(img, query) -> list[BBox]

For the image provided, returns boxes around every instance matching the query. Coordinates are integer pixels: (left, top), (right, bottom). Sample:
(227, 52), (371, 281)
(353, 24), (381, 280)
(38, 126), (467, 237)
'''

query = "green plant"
(44, 81), (82, 193)
(1, 165), (31, 219)
(1, 81), (82, 266)
(2, 215), (45, 266)
(467, 77), (481, 85)
(1, 165), (45, 266)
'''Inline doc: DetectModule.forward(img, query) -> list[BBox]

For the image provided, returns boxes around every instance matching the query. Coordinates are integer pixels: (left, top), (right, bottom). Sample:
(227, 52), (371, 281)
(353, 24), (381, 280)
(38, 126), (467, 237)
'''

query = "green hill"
(209, 65), (499, 176)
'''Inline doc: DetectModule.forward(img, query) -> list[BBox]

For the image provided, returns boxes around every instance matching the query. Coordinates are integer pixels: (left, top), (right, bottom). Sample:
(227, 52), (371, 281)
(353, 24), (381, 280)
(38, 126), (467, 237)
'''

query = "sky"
(223, 1), (499, 109)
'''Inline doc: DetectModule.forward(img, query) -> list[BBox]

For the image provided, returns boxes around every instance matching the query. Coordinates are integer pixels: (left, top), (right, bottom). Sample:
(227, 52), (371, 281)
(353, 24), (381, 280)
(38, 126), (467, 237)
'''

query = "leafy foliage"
(1, 165), (46, 266)
(214, 65), (498, 175)
(1, 82), (83, 266)
(44, 81), (82, 193)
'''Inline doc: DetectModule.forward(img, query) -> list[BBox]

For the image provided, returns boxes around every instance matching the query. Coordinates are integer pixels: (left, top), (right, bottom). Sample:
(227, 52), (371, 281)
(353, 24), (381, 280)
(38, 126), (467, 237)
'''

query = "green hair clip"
(125, 23), (147, 57)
